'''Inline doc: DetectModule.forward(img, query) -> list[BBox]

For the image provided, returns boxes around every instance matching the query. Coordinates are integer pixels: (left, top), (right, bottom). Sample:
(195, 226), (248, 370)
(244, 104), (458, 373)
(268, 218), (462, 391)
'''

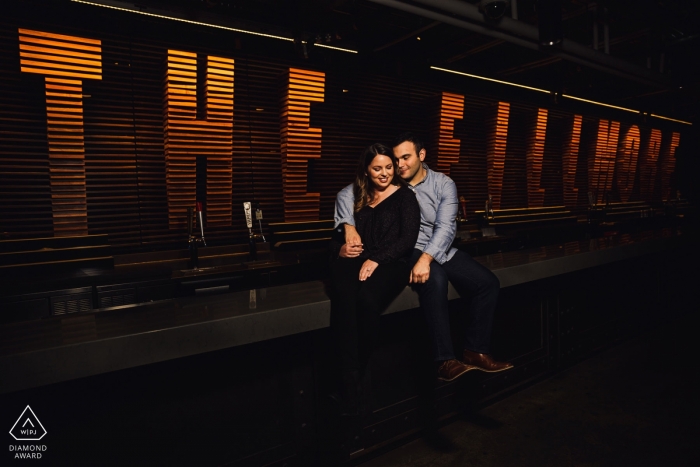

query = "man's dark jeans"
(409, 249), (500, 361)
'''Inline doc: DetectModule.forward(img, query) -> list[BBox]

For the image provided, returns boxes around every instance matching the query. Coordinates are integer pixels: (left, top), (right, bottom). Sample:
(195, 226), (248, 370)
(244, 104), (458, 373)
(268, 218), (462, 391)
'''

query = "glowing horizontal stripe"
(19, 44), (101, 60)
(313, 43), (357, 53)
(431, 66), (692, 126)
(562, 94), (637, 113)
(73, 0), (292, 40)
(72, 0), (357, 53)
(431, 66), (549, 93)
(650, 114), (692, 125)
(19, 28), (100, 45)
(20, 67), (101, 79)
(19, 35), (102, 52)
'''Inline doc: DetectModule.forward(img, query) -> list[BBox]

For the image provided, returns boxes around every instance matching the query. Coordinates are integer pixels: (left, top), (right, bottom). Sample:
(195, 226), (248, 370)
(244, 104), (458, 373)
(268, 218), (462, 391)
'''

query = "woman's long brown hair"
(353, 143), (404, 213)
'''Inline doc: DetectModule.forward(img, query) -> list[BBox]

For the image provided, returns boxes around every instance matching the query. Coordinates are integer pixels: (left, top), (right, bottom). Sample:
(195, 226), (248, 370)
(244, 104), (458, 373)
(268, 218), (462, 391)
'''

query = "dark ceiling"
(79, 0), (700, 122)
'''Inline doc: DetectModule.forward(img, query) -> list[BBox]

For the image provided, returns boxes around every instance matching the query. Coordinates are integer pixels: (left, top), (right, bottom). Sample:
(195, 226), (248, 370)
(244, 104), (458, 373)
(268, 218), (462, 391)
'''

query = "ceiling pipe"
(413, 0), (668, 86)
(501, 28), (651, 76)
(369, 0), (672, 89)
(603, 7), (610, 54)
(444, 39), (505, 64)
(591, 3), (599, 51)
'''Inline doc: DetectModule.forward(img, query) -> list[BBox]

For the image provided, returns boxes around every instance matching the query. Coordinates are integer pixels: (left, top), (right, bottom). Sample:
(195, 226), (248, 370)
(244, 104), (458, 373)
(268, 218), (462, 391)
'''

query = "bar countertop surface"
(0, 227), (693, 394)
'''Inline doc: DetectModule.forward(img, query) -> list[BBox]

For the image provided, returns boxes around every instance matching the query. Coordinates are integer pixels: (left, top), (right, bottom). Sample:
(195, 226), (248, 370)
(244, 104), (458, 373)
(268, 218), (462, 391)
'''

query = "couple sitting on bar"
(330, 132), (512, 414)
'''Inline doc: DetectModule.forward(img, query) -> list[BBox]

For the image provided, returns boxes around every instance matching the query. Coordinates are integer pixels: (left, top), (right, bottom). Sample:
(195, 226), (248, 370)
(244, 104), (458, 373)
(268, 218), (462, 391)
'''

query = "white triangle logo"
(9, 406), (47, 441)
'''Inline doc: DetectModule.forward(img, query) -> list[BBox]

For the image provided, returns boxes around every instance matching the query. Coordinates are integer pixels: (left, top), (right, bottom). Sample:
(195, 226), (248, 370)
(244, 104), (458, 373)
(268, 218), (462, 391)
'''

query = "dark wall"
(0, 1), (690, 252)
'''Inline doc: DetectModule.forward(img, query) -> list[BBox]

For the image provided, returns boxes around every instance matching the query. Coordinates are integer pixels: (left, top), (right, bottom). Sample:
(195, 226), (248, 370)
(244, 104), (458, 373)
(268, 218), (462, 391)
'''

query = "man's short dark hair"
(392, 132), (424, 155)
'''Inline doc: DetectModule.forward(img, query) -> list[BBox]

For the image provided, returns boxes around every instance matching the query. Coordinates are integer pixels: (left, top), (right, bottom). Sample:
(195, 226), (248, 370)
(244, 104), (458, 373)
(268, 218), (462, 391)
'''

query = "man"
(334, 132), (513, 381)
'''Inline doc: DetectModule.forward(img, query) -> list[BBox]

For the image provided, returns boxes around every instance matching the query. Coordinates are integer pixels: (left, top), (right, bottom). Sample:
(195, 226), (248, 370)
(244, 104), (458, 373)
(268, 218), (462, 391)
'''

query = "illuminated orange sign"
(526, 108), (548, 207)
(639, 129), (662, 199)
(486, 102), (510, 210)
(19, 28), (102, 237)
(164, 50), (234, 229)
(590, 119), (620, 204)
(16, 28), (685, 235)
(562, 115), (582, 206)
(660, 132), (681, 200)
(435, 92), (464, 176)
(615, 125), (640, 202)
(280, 68), (325, 222)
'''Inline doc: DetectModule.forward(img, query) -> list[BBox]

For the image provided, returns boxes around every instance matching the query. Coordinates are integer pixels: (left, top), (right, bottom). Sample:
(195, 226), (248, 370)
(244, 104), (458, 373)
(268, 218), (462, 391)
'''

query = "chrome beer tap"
(244, 202), (257, 261)
(187, 202), (206, 269)
(244, 202), (266, 261)
(197, 202), (206, 246)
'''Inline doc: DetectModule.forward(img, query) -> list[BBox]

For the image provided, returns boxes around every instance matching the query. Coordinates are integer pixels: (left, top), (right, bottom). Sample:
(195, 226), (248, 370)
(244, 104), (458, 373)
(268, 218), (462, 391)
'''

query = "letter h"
(165, 50), (234, 229)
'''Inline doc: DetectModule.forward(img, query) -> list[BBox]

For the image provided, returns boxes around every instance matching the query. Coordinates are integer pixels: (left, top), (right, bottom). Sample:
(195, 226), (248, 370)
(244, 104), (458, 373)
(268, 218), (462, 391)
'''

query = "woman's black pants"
(330, 257), (411, 374)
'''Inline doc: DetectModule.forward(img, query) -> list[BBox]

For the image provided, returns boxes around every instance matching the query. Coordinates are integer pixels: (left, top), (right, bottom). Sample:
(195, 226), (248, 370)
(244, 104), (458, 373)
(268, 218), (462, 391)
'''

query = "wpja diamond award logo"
(9, 406), (47, 459)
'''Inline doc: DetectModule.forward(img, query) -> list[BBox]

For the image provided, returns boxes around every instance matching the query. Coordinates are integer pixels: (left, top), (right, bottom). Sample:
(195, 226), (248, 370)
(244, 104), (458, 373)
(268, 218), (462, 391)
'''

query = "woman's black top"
(332, 184), (421, 264)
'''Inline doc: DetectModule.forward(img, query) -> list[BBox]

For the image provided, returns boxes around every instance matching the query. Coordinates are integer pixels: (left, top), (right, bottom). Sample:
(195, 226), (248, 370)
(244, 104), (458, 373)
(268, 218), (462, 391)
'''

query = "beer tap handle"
(255, 205), (266, 242)
(243, 202), (254, 234)
(196, 202), (206, 246)
(244, 202), (258, 261)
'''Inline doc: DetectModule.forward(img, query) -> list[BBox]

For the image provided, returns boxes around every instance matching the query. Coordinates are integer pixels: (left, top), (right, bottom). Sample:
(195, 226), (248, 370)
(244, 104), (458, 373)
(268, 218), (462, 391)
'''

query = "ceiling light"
(72, 0), (357, 53)
(431, 66), (692, 126)
(561, 94), (638, 113)
(72, 0), (293, 41)
(650, 114), (692, 125)
(313, 43), (358, 53)
(563, 96), (691, 124)
(71, 0), (366, 54)
(430, 66), (549, 93)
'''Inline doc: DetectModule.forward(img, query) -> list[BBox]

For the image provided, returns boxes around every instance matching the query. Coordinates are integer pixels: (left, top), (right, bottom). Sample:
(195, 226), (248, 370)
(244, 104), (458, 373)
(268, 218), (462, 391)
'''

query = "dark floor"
(360, 312), (700, 467)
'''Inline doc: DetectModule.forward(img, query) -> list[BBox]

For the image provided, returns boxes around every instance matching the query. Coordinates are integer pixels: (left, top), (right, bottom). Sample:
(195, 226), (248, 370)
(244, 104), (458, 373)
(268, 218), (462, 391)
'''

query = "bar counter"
(0, 227), (691, 395)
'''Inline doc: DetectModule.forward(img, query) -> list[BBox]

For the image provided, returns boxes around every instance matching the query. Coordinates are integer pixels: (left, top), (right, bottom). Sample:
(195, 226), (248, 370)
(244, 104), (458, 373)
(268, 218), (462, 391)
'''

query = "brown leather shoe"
(436, 359), (477, 382)
(462, 350), (513, 373)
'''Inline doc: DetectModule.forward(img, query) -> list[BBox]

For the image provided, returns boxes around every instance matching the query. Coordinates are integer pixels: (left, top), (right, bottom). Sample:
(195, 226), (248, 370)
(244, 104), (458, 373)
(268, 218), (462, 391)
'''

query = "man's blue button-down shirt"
(334, 164), (458, 265)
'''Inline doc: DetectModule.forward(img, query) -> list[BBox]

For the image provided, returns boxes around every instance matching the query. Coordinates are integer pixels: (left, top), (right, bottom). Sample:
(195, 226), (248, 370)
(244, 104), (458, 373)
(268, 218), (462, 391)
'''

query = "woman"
(330, 143), (421, 415)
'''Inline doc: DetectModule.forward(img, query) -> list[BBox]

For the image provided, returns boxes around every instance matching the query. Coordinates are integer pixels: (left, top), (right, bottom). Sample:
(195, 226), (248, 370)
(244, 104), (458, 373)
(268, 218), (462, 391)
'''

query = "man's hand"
(339, 243), (363, 258)
(339, 224), (363, 257)
(410, 253), (433, 284)
(359, 259), (378, 281)
(344, 224), (362, 247)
